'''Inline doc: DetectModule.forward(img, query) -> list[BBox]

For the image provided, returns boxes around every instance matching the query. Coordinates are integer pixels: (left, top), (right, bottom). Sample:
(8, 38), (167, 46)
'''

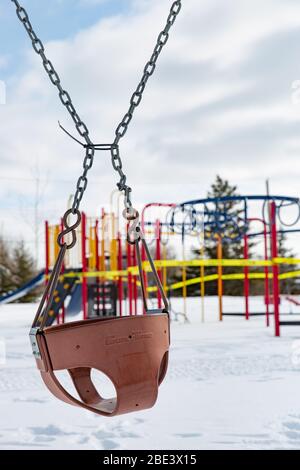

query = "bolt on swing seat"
(30, 209), (170, 417)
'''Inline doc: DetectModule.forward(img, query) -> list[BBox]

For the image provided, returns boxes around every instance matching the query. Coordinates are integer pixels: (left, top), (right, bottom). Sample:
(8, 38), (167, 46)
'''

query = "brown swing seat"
(30, 209), (170, 417)
(33, 313), (170, 417)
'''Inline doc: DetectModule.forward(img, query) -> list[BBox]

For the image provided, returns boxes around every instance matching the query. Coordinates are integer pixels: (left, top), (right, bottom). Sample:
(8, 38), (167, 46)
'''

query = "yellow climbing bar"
(144, 270), (300, 293)
(274, 257), (300, 265)
(128, 257), (300, 272)
(46, 258), (300, 284)
(279, 270), (300, 279)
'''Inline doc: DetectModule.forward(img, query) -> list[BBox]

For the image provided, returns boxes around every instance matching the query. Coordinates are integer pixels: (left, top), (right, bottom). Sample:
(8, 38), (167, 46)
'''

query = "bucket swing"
(30, 208), (170, 416)
(11, 0), (182, 416)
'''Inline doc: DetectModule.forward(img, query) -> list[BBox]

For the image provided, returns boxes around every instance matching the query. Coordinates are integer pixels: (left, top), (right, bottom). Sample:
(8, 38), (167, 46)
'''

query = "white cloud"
(2, 0), (300, 260)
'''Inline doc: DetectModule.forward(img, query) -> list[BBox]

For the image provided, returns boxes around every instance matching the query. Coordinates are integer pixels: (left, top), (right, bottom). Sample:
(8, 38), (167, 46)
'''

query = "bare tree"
(18, 158), (49, 267)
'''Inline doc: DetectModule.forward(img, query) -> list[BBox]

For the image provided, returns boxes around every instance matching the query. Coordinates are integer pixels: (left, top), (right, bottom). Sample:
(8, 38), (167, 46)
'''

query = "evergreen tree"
(186, 175), (254, 296)
(0, 236), (15, 295)
(10, 241), (38, 302)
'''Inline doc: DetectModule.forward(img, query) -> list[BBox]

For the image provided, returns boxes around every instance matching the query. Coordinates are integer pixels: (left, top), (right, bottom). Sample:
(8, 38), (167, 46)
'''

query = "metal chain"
(111, 0), (182, 207)
(11, 0), (182, 211)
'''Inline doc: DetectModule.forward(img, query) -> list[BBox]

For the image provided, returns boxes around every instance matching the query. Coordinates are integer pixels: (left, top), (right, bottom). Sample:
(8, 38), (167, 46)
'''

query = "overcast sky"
(1, 0), (300, 262)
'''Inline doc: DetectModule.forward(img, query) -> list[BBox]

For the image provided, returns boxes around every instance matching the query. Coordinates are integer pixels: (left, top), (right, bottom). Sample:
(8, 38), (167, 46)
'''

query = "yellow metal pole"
(217, 235), (223, 322)
(200, 215), (206, 323)
(110, 212), (118, 272)
(89, 224), (97, 271)
(162, 244), (167, 291)
(100, 210), (106, 278)
(89, 225), (92, 270)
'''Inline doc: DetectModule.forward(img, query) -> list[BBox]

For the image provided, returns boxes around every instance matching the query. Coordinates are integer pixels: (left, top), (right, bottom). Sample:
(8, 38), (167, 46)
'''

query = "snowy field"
(1, 296), (300, 450)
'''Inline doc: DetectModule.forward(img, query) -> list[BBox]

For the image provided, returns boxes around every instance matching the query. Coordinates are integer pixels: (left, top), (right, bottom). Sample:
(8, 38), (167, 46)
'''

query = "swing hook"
(123, 207), (142, 245)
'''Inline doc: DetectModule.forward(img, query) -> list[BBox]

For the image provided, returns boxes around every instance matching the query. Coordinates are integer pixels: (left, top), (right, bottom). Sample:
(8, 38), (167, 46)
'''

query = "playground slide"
(0, 271), (45, 305)
(45, 276), (79, 327)
(0, 268), (82, 326)
(66, 283), (82, 317)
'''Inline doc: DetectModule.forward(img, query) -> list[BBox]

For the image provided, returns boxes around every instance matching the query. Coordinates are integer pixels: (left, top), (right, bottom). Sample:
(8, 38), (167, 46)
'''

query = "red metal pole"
(126, 225), (133, 316)
(140, 203), (176, 307)
(140, 242), (148, 305)
(100, 208), (105, 272)
(81, 212), (88, 321)
(155, 219), (162, 309)
(263, 223), (270, 327)
(95, 220), (100, 317)
(141, 209), (149, 303)
(100, 208), (106, 317)
(45, 220), (52, 319)
(217, 235), (223, 322)
(244, 233), (250, 320)
(117, 232), (123, 316)
(95, 220), (100, 270)
(270, 202), (280, 337)
(247, 218), (270, 327)
(59, 218), (66, 324)
(133, 246), (138, 315)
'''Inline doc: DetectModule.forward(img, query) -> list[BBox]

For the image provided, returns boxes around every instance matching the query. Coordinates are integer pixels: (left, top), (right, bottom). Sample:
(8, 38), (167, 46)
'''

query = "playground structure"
(44, 210), (124, 324)
(2, 193), (300, 337)
(10, 194), (293, 337)
(42, 203), (178, 325)
(2, 194), (300, 337)
(168, 195), (300, 337)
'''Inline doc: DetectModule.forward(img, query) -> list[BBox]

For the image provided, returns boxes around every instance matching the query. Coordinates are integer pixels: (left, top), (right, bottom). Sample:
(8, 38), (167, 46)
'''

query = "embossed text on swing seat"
(105, 330), (153, 346)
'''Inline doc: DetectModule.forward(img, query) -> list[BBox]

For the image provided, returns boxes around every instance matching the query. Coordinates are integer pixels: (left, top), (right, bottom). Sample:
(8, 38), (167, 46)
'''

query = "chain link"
(112, 0), (182, 204)
(11, 0), (182, 210)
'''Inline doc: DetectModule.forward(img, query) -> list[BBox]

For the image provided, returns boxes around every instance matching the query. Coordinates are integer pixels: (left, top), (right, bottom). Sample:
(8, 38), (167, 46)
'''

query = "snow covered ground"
(1, 296), (300, 450)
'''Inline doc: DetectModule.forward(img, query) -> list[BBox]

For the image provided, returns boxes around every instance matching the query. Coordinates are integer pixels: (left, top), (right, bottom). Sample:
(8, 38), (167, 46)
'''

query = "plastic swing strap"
(124, 206), (168, 314)
(32, 244), (67, 330)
